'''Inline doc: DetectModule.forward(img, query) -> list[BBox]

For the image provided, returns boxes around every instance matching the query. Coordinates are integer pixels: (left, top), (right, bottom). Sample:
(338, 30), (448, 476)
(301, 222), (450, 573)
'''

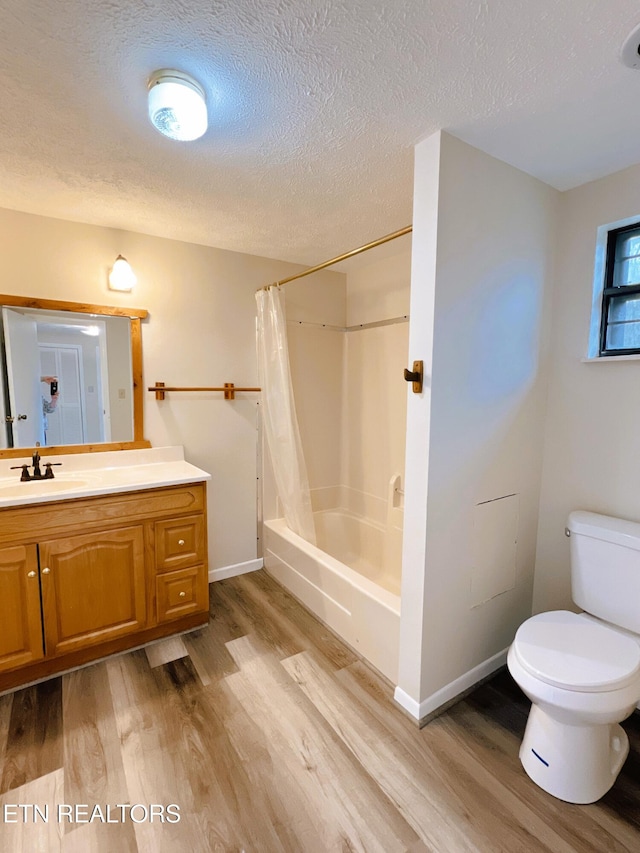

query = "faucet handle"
(10, 464), (32, 482)
(43, 462), (62, 479)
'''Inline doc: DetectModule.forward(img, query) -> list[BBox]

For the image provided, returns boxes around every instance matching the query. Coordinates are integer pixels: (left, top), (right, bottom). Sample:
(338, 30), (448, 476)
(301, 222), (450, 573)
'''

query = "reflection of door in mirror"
(39, 344), (86, 445)
(37, 318), (114, 445)
(0, 306), (134, 449)
(2, 307), (41, 446)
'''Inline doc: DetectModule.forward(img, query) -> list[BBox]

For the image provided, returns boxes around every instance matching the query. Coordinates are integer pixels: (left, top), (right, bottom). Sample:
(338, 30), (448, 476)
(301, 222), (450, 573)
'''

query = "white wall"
(534, 163), (640, 613)
(0, 206), (327, 573)
(397, 132), (559, 717)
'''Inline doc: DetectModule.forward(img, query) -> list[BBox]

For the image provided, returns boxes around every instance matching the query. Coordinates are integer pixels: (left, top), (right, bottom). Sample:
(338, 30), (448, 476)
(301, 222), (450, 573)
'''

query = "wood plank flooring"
(0, 569), (639, 852)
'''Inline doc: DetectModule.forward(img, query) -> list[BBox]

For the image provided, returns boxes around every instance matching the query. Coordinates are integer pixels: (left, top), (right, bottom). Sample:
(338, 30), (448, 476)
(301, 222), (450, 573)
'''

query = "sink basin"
(0, 478), (94, 499)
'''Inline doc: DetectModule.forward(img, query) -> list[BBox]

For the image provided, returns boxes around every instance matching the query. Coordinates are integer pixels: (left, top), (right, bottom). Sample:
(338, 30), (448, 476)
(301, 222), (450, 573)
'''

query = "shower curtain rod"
(257, 224), (412, 291)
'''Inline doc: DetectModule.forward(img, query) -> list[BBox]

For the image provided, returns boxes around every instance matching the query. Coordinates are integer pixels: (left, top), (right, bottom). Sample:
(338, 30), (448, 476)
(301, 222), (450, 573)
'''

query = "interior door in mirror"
(2, 307), (41, 446)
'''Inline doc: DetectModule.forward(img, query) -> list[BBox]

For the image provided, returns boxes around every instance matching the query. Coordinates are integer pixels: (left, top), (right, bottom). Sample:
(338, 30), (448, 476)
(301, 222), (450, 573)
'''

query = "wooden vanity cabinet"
(0, 482), (209, 691)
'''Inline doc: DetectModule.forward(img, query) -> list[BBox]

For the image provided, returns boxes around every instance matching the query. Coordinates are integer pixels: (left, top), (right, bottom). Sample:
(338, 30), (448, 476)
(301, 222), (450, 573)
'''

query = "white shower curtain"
(256, 287), (316, 545)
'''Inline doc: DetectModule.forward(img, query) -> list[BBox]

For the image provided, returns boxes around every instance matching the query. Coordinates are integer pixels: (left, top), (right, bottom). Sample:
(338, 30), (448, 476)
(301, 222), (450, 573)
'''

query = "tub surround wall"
(398, 132), (559, 721)
(310, 485), (389, 526)
(534, 162), (640, 614)
(345, 241), (411, 327)
(285, 275), (346, 497)
(341, 323), (408, 513)
(0, 206), (342, 578)
(339, 251), (409, 573)
(343, 251), (409, 513)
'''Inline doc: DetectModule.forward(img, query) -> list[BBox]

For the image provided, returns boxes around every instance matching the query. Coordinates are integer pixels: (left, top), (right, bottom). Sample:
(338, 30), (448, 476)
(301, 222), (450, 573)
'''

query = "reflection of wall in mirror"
(106, 317), (133, 442)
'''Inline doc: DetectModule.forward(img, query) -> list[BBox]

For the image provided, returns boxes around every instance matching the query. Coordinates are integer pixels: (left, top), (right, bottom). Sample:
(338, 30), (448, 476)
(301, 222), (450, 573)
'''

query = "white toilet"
(508, 510), (640, 804)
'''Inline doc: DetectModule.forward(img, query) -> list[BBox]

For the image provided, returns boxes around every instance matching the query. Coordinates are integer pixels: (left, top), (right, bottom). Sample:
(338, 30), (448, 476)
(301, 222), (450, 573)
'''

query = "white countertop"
(0, 446), (210, 508)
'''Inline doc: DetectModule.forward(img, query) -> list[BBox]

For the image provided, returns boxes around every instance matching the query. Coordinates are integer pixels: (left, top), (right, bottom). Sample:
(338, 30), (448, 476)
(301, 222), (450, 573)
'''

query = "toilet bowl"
(508, 610), (640, 803)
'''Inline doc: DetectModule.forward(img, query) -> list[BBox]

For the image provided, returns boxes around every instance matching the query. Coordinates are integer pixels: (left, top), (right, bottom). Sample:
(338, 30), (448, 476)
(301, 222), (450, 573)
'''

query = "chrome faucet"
(10, 452), (62, 481)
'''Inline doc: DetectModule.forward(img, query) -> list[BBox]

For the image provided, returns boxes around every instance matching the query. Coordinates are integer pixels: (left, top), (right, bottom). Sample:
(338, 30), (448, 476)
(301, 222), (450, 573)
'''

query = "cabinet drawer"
(156, 566), (208, 623)
(155, 515), (204, 572)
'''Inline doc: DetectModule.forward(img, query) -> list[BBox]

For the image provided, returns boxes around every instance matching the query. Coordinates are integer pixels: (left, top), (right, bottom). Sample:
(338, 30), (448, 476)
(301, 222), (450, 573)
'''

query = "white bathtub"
(263, 509), (401, 682)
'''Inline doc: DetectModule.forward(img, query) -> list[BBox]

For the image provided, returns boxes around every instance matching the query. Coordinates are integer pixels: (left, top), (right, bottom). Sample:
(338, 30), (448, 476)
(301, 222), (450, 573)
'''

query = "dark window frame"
(600, 222), (640, 356)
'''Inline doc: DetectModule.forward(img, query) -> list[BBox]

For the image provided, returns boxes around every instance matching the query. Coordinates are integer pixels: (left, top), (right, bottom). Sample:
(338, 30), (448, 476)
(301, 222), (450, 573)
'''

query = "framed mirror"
(0, 294), (149, 458)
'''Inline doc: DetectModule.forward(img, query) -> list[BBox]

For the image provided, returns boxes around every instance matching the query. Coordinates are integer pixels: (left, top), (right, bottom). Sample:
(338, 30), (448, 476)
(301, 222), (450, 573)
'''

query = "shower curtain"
(256, 287), (316, 545)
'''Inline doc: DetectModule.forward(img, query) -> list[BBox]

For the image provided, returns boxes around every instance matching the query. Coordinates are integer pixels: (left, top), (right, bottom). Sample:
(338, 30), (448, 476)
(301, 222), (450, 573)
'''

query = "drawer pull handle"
(27, 570), (37, 578)
(179, 591), (186, 598)
(42, 567), (51, 575)
(178, 539), (185, 546)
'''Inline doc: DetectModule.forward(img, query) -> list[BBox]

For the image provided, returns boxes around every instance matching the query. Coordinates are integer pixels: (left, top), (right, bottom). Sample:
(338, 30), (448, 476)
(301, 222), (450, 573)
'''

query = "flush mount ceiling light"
(621, 22), (640, 69)
(148, 69), (207, 141)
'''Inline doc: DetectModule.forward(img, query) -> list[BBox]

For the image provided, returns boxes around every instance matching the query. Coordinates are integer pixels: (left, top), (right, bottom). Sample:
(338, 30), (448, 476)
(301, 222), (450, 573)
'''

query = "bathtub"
(263, 508), (401, 682)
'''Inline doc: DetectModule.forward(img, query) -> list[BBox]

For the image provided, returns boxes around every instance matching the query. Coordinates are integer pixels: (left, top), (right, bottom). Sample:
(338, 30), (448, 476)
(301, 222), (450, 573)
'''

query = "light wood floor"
(0, 569), (639, 852)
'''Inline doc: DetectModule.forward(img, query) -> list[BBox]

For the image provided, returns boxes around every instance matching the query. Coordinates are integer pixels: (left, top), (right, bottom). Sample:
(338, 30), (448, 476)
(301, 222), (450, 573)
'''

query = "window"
(600, 222), (640, 355)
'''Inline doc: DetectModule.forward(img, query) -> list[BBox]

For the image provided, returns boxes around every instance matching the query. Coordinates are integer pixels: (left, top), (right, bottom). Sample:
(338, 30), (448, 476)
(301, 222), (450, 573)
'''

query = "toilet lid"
(512, 611), (640, 693)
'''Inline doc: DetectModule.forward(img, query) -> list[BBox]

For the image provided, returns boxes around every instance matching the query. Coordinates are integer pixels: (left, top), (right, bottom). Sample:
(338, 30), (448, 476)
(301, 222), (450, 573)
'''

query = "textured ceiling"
(1, 0), (640, 265)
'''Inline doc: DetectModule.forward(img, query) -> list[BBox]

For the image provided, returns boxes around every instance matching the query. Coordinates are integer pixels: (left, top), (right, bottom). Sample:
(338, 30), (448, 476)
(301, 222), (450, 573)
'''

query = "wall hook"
(403, 360), (423, 393)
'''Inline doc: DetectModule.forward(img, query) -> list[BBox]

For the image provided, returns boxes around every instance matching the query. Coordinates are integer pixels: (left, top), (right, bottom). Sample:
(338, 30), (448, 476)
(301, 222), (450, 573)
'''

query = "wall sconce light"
(148, 69), (207, 141)
(108, 255), (137, 292)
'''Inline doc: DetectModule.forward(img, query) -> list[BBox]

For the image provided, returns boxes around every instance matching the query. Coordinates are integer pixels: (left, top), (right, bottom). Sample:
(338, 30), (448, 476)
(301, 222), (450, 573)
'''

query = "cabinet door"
(0, 544), (44, 671)
(40, 526), (147, 657)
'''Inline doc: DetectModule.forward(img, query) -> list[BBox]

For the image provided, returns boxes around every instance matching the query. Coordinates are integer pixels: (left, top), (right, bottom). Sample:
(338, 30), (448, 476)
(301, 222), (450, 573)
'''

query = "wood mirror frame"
(0, 294), (150, 458)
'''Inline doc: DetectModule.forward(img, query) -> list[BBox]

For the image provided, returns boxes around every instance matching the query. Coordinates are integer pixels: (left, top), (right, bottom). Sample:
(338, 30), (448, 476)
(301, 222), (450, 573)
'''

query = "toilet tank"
(568, 511), (640, 634)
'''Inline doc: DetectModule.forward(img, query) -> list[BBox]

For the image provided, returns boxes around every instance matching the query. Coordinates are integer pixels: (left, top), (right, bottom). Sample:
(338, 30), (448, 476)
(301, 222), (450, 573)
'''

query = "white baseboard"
(394, 686), (422, 719)
(209, 558), (263, 583)
(394, 646), (509, 723)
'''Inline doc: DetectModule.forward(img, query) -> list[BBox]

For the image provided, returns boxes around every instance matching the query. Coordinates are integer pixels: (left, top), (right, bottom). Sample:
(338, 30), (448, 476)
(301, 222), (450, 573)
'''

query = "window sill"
(581, 354), (640, 363)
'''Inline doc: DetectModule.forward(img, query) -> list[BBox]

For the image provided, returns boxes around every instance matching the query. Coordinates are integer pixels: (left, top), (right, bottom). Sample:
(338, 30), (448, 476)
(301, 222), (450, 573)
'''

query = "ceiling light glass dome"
(147, 70), (207, 142)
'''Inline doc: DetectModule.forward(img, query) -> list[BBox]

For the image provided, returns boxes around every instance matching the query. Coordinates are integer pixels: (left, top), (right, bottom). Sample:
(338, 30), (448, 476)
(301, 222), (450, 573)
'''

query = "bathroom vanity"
(0, 446), (210, 692)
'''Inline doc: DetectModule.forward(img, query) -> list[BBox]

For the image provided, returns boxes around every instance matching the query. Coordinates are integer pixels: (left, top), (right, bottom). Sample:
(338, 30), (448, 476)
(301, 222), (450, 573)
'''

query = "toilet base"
(520, 704), (629, 804)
